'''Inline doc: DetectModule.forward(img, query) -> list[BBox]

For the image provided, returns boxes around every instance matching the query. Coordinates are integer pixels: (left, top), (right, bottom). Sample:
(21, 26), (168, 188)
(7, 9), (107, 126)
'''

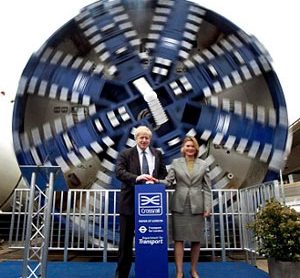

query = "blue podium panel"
(135, 184), (168, 278)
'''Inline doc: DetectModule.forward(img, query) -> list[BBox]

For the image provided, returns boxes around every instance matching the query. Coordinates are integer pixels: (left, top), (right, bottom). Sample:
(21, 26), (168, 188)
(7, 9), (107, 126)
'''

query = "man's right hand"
(136, 174), (156, 183)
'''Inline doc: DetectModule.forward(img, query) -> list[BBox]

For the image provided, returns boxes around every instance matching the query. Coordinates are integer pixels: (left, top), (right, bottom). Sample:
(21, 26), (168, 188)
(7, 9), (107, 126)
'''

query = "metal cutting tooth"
(219, 39), (234, 52)
(88, 104), (97, 116)
(102, 158), (115, 171)
(67, 151), (82, 167)
(257, 106), (266, 124)
(89, 34), (102, 45)
(31, 128), (42, 146)
(201, 130), (212, 141)
(183, 31), (196, 41)
(212, 81), (222, 93)
(202, 49), (215, 60)
(184, 60), (195, 69)
(187, 14), (202, 24)
(102, 136), (114, 147)
(185, 22), (198, 32)
(234, 101), (242, 116)
(150, 24), (164, 31)
(107, 110), (120, 127)
(155, 7), (171, 14)
(222, 98), (230, 111)
(186, 129), (197, 137)
(211, 45), (224, 56)
(50, 51), (63, 64)
(268, 108), (277, 127)
(157, 0), (174, 7)
(30, 147), (42, 165)
(71, 57), (84, 69)
(61, 54), (74, 67)
(233, 50), (245, 64)
(202, 87), (212, 97)
(59, 87), (69, 102)
(181, 49), (196, 61)
(110, 6), (125, 15)
(269, 149), (285, 171)
(245, 104), (254, 120)
(210, 96), (219, 108)
(28, 77), (38, 94)
(79, 17), (94, 29)
(79, 146), (93, 160)
(97, 171), (112, 185)
(106, 148), (118, 159)
(126, 138), (136, 148)
(94, 119), (103, 133)
(119, 22), (133, 30)
(249, 60), (261, 76)
(63, 132), (73, 151)
(208, 166), (223, 181)
(204, 155), (215, 167)
(71, 92), (79, 104)
(258, 56), (272, 72)
(40, 48), (54, 63)
(114, 14), (129, 22)
(279, 106), (288, 127)
(241, 65), (252, 80)
(118, 106), (130, 122)
(212, 133), (224, 145)
(90, 141), (103, 154)
(49, 84), (58, 99)
(224, 136), (236, 150)
(16, 76), (27, 96)
(43, 123), (53, 140)
(168, 137), (181, 147)
(248, 141), (260, 158)
(20, 132), (30, 152)
(213, 176), (230, 189)
(228, 34), (243, 47)
(236, 138), (248, 153)
(180, 76), (192, 91)
(55, 156), (70, 173)
(65, 114), (75, 128)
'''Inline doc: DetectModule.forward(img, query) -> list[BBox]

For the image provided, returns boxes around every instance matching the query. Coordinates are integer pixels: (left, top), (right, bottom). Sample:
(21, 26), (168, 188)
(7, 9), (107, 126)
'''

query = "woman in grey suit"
(161, 136), (212, 278)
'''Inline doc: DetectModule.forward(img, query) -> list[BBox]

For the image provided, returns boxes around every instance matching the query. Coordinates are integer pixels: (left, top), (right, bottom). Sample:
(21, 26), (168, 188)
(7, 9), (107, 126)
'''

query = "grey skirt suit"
(162, 157), (212, 242)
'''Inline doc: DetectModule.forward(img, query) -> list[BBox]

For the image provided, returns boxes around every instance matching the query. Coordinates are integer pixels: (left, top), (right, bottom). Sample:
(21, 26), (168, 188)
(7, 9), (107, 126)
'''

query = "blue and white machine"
(11, 0), (291, 240)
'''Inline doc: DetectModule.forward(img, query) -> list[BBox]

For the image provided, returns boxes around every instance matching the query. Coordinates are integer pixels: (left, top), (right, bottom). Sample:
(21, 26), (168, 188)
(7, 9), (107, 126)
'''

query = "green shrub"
(248, 200), (300, 261)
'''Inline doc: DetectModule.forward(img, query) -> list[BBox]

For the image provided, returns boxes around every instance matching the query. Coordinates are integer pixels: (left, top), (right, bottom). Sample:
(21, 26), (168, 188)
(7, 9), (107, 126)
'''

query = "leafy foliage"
(248, 200), (300, 261)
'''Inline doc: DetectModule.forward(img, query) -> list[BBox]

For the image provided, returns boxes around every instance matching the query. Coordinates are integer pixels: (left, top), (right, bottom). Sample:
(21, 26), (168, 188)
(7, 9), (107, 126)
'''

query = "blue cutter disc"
(13, 0), (290, 192)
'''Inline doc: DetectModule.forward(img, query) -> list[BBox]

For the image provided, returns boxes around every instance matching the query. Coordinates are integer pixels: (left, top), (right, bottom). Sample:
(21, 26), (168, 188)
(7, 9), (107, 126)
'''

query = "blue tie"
(142, 151), (149, 174)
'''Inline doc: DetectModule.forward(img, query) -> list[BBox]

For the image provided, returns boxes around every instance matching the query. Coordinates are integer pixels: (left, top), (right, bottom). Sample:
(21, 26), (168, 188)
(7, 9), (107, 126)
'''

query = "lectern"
(135, 184), (168, 278)
(20, 165), (67, 278)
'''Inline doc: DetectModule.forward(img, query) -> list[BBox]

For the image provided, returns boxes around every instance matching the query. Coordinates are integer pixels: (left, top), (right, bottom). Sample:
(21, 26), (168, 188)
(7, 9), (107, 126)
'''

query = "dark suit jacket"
(116, 146), (167, 215)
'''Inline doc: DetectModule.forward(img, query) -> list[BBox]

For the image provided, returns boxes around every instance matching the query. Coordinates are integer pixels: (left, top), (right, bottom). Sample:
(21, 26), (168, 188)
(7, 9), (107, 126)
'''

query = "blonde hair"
(134, 126), (152, 139)
(180, 136), (199, 158)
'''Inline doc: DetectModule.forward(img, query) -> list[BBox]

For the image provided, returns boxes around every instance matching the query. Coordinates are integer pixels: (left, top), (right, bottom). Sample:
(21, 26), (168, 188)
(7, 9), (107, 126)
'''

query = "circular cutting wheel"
(13, 0), (290, 191)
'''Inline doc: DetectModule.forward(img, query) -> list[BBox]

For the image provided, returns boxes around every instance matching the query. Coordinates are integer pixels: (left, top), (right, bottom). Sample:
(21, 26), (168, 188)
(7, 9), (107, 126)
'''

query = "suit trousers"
(115, 214), (135, 278)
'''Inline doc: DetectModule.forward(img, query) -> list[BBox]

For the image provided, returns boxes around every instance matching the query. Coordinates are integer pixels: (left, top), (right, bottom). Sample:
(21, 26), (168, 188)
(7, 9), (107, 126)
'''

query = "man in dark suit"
(114, 126), (167, 278)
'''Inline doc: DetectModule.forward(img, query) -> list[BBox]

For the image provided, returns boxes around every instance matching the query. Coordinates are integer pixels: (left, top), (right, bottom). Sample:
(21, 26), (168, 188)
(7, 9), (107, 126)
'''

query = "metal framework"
(9, 180), (284, 268)
(18, 168), (56, 278)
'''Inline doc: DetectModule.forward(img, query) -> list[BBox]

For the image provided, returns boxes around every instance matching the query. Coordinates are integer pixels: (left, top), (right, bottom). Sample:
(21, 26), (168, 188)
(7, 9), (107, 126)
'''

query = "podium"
(20, 166), (67, 278)
(135, 184), (168, 278)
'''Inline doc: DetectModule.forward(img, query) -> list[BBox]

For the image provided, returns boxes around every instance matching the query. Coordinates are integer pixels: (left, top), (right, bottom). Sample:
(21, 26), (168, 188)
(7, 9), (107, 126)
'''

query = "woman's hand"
(203, 211), (210, 217)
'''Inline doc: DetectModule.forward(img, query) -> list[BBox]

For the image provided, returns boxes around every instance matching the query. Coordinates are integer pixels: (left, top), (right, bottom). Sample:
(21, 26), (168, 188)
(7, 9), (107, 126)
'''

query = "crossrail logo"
(138, 193), (162, 216)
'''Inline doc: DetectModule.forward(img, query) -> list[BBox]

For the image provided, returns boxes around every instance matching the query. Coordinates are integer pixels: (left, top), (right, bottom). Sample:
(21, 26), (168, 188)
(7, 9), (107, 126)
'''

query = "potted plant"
(248, 199), (300, 278)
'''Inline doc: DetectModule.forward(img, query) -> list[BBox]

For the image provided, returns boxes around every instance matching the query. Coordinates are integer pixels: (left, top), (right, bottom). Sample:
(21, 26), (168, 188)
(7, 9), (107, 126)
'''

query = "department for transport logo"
(138, 192), (163, 216)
